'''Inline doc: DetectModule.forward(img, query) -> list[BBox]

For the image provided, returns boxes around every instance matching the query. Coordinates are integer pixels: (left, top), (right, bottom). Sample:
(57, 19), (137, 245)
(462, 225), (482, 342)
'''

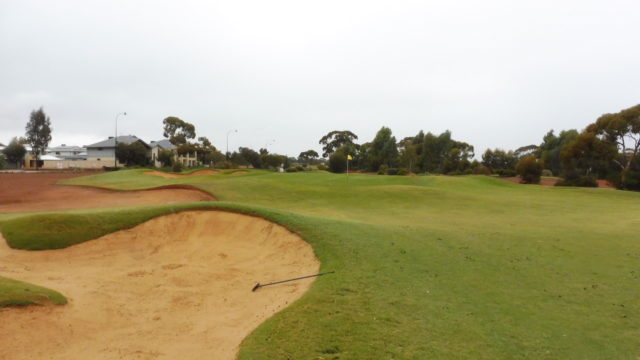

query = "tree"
(263, 153), (286, 170)
(25, 107), (52, 169)
(298, 150), (319, 166)
(560, 131), (616, 180)
(239, 147), (262, 168)
(157, 149), (174, 167)
(398, 137), (419, 173)
(367, 127), (398, 171)
(319, 130), (358, 158)
(516, 156), (543, 184)
(587, 104), (640, 186)
(536, 129), (578, 176)
(329, 148), (347, 173)
(162, 116), (196, 146)
(116, 142), (150, 166)
(2, 137), (27, 168)
(482, 149), (518, 172)
(205, 150), (226, 168)
(196, 136), (216, 164)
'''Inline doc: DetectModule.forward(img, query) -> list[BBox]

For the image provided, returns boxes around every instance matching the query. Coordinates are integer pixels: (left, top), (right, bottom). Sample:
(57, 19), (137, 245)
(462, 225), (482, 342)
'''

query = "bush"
(387, 168), (398, 175)
(397, 168), (409, 176)
(473, 165), (492, 175)
(495, 169), (516, 177)
(621, 170), (640, 191)
(329, 152), (347, 173)
(541, 169), (554, 177)
(296, 165), (304, 171)
(516, 156), (543, 184)
(556, 174), (597, 187)
(317, 164), (328, 171)
(285, 167), (298, 172)
(377, 164), (389, 175)
(172, 162), (183, 173)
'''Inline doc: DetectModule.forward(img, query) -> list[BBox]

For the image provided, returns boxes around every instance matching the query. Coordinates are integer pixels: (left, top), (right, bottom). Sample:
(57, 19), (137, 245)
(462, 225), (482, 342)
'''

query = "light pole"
(226, 129), (237, 160)
(114, 112), (126, 168)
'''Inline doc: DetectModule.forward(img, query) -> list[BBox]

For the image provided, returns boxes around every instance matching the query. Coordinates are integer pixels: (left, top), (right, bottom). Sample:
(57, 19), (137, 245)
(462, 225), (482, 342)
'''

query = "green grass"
(0, 276), (67, 307)
(2, 169), (640, 359)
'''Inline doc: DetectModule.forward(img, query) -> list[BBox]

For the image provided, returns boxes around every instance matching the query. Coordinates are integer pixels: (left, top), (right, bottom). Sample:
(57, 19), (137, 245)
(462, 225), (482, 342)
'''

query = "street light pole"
(115, 112), (126, 168)
(226, 129), (237, 160)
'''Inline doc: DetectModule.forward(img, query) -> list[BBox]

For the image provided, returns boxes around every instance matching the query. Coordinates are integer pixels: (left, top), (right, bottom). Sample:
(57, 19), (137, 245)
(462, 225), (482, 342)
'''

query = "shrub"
(329, 152), (347, 173)
(621, 170), (640, 191)
(387, 168), (398, 175)
(556, 173), (597, 187)
(377, 164), (389, 175)
(172, 162), (183, 173)
(495, 169), (517, 177)
(516, 156), (543, 184)
(296, 165), (304, 171)
(541, 169), (554, 177)
(397, 168), (409, 176)
(285, 167), (298, 172)
(473, 165), (492, 175)
(317, 164), (328, 171)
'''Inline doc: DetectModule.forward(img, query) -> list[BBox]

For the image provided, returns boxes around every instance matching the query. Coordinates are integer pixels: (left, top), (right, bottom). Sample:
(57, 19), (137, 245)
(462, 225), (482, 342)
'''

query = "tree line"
(3, 104), (639, 191)
(318, 104), (640, 190)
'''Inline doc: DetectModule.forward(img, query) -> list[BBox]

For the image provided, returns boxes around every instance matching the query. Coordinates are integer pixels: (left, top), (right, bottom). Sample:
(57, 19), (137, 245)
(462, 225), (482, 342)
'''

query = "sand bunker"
(0, 211), (319, 360)
(0, 172), (215, 213)
(144, 170), (219, 178)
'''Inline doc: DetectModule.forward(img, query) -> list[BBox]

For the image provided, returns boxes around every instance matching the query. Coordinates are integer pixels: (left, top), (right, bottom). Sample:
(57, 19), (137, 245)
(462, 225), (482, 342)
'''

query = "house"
(149, 139), (198, 168)
(45, 144), (87, 161)
(86, 135), (150, 168)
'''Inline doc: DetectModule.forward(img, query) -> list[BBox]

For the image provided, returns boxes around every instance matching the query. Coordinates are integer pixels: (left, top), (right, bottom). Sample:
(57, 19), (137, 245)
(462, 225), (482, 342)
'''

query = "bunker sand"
(0, 172), (215, 213)
(144, 170), (218, 178)
(0, 211), (319, 360)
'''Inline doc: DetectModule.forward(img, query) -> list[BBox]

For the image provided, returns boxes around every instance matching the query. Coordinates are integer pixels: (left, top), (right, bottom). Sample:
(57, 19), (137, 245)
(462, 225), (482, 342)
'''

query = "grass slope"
(0, 276), (67, 307)
(4, 169), (640, 359)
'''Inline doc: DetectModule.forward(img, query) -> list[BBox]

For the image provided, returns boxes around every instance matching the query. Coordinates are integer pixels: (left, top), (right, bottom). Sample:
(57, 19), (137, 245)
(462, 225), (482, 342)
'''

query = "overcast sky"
(1, 0), (639, 157)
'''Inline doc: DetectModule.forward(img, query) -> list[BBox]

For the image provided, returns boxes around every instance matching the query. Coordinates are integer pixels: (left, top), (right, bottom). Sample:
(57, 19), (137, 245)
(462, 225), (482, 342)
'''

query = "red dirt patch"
(0, 172), (215, 213)
(144, 170), (218, 178)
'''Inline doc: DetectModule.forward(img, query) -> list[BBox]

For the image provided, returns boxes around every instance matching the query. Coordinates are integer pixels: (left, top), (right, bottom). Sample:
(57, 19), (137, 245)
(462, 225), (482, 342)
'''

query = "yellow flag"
(347, 155), (353, 160)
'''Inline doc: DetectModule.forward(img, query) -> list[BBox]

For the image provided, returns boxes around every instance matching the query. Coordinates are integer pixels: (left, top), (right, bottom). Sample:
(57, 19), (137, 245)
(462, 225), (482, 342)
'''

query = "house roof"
(46, 145), (86, 152)
(40, 154), (63, 161)
(149, 139), (175, 150)
(86, 135), (150, 149)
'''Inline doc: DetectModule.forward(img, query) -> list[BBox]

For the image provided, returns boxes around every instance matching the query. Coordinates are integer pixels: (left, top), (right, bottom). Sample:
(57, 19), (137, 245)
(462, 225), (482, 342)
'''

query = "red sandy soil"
(144, 170), (218, 178)
(0, 172), (215, 213)
(0, 211), (319, 360)
(231, 170), (248, 175)
(503, 176), (615, 188)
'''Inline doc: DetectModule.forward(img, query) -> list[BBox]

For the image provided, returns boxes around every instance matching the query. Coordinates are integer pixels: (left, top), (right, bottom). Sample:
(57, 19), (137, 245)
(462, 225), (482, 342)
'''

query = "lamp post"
(226, 129), (237, 160)
(114, 112), (126, 168)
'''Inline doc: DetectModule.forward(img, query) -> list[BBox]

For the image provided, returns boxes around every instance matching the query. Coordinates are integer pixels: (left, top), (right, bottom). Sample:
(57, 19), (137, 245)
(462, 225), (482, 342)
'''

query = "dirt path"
(0, 211), (319, 360)
(0, 172), (215, 213)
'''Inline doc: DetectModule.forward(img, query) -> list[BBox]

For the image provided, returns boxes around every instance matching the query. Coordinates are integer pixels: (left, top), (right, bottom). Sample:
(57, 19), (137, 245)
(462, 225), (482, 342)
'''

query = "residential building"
(86, 135), (150, 168)
(150, 139), (198, 168)
(45, 144), (87, 161)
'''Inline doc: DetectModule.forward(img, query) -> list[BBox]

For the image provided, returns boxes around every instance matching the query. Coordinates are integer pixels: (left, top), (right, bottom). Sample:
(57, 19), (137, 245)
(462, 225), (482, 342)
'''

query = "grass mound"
(0, 276), (67, 307)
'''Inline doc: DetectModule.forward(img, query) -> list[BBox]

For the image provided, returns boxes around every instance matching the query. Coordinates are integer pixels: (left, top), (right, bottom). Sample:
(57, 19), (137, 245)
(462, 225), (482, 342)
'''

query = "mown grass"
(0, 276), (67, 307)
(2, 169), (640, 359)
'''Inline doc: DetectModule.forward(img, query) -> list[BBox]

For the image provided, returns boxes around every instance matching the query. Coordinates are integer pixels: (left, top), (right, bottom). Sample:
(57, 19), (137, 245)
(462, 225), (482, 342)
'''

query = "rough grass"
(2, 170), (640, 359)
(0, 276), (67, 307)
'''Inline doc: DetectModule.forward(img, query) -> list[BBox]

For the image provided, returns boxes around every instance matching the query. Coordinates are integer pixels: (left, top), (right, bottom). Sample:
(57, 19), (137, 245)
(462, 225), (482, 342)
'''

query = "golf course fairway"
(1, 169), (638, 359)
